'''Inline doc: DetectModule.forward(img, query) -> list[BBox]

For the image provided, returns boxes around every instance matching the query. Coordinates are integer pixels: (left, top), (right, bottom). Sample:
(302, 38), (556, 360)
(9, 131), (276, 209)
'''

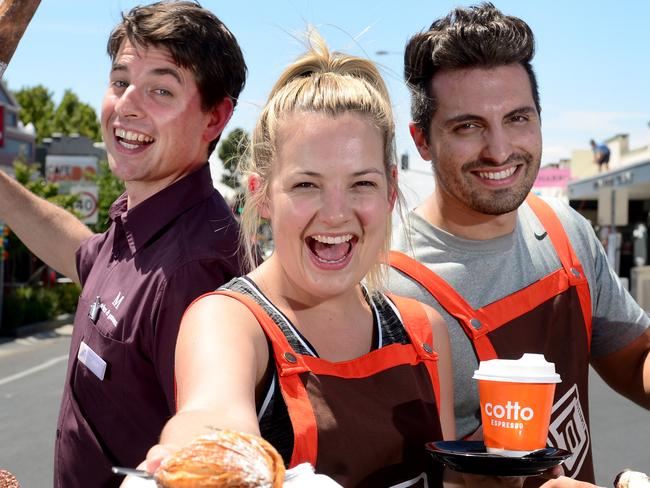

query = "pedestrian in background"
(590, 139), (611, 172)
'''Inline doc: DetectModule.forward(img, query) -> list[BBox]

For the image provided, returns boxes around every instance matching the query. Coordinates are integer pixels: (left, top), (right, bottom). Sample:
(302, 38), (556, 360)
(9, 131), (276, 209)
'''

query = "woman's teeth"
(312, 234), (353, 245)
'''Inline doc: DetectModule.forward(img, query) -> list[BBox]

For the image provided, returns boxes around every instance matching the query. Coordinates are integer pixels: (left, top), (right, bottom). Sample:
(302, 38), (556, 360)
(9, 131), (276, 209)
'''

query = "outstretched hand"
(144, 443), (180, 475)
(458, 473), (604, 488)
(540, 476), (605, 488)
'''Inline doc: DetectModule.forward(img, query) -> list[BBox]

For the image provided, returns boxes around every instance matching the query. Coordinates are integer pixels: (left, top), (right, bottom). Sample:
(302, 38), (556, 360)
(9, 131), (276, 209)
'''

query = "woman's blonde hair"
(239, 30), (403, 292)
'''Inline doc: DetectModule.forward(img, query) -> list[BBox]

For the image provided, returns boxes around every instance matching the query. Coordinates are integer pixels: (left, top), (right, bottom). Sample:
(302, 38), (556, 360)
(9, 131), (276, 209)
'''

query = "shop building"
(0, 79), (36, 170)
(567, 126), (650, 312)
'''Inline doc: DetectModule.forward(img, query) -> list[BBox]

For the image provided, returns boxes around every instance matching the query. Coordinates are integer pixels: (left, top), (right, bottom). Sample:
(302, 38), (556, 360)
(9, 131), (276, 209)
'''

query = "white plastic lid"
(472, 353), (561, 383)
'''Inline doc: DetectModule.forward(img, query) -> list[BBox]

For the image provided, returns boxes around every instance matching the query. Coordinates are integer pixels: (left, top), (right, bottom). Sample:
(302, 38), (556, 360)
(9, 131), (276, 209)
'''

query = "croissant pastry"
(615, 470), (650, 488)
(155, 430), (285, 488)
(0, 470), (20, 488)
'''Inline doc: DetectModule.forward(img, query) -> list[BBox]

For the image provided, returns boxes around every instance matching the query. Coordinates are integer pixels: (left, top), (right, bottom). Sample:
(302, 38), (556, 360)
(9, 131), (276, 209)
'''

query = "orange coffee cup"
(473, 354), (561, 457)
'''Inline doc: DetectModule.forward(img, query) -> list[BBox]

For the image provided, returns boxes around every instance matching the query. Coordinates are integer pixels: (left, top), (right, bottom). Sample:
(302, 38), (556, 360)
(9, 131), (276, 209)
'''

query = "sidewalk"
(0, 313), (74, 339)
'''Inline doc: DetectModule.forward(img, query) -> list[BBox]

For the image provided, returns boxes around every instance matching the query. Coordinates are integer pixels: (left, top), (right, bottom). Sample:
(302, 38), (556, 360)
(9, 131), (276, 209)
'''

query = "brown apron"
(388, 194), (594, 484)
(214, 290), (445, 487)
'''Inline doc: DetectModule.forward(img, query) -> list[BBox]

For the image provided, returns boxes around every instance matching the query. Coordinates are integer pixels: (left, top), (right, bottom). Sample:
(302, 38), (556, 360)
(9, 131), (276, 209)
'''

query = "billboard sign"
(45, 154), (98, 191)
(534, 167), (571, 188)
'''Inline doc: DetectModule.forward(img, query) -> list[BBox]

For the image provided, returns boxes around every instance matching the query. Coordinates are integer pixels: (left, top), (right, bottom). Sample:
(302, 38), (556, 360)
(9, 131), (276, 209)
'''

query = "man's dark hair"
(404, 2), (540, 137)
(107, 1), (247, 152)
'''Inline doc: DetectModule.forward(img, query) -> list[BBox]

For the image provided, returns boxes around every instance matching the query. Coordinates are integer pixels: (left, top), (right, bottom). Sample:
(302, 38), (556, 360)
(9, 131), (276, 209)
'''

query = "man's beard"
(434, 152), (540, 216)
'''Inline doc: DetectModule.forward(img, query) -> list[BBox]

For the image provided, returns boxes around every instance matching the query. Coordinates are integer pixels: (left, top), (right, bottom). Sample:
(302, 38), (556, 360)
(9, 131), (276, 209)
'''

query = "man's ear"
(409, 121), (433, 161)
(204, 97), (234, 144)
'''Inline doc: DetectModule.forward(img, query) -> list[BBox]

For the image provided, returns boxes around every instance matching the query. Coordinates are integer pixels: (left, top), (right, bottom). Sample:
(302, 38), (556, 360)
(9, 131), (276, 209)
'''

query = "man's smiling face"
(101, 40), (217, 204)
(413, 63), (542, 218)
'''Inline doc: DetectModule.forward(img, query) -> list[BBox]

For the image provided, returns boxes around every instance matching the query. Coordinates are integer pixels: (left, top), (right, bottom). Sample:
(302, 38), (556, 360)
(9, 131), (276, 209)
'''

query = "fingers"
(464, 425), (484, 442)
(539, 475), (606, 488)
(461, 474), (524, 488)
(539, 464), (565, 480)
(144, 443), (179, 474)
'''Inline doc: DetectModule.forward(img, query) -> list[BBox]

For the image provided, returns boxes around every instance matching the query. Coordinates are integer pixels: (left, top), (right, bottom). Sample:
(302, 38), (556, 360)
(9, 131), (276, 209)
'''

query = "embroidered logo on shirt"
(112, 291), (126, 309)
(534, 231), (548, 241)
(547, 384), (589, 477)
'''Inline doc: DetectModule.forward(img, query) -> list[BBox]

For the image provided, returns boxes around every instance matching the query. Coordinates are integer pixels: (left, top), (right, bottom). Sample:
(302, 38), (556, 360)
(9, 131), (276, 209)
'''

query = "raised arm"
(425, 305), (456, 441)
(592, 328), (650, 409)
(0, 170), (93, 282)
(145, 293), (269, 472)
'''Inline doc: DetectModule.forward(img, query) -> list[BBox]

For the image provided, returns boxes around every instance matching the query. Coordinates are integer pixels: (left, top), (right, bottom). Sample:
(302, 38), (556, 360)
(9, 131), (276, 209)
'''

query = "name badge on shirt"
(78, 341), (107, 381)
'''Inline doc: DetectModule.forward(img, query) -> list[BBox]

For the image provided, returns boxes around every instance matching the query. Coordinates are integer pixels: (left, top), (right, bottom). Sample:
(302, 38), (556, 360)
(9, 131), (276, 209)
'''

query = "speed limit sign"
(70, 185), (98, 224)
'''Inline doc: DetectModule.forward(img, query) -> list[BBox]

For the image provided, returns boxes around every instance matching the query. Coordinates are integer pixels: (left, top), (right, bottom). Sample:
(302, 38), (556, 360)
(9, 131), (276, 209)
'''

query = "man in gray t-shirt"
(389, 3), (650, 486)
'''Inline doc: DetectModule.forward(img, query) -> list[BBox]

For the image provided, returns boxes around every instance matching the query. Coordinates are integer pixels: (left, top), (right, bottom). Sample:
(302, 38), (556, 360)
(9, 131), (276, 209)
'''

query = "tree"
(13, 157), (78, 211)
(217, 128), (249, 190)
(90, 161), (125, 234)
(2, 157), (83, 328)
(53, 89), (101, 141)
(7, 157), (79, 262)
(12, 85), (102, 143)
(12, 84), (55, 144)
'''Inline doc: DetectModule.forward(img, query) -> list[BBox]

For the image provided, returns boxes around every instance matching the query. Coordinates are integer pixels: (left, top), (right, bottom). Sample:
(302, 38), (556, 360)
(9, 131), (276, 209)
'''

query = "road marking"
(0, 355), (68, 387)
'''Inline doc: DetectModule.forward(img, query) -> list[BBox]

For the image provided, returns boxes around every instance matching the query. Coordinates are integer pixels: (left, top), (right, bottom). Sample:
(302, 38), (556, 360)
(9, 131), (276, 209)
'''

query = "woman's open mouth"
(306, 233), (357, 267)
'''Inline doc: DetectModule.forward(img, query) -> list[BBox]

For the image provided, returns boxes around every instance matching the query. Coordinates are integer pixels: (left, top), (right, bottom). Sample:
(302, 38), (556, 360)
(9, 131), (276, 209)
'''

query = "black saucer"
(425, 441), (571, 476)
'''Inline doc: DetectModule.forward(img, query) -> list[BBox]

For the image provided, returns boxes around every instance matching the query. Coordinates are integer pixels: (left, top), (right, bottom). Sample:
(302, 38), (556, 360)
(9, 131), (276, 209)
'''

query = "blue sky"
(4, 0), (650, 172)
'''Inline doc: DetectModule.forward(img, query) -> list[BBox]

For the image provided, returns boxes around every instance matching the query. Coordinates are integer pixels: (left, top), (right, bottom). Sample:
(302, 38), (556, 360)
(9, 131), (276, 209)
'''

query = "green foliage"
(1, 283), (80, 329)
(53, 90), (102, 141)
(1, 159), (83, 329)
(12, 84), (55, 144)
(218, 128), (249, 190)
(12, 158), (78, 212)
(12, 85), (101, 143)
(90, 160), (126, 233)
(1, 286), (57, 329)
(54, 282), (82, 315)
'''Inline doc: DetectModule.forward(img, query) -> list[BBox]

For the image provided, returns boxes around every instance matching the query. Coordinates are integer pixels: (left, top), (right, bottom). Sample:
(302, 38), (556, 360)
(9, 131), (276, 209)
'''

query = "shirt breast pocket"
(72, 295), (130, 425)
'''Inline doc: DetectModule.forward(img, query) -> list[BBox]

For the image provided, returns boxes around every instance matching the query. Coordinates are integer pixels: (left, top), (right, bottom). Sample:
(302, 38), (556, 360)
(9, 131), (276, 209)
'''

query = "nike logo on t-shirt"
(535, 231), (548, 240)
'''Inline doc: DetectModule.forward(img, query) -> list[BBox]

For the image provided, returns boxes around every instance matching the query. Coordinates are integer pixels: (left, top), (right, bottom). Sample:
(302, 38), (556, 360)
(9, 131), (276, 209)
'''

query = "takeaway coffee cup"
(473, 353), (561, 457)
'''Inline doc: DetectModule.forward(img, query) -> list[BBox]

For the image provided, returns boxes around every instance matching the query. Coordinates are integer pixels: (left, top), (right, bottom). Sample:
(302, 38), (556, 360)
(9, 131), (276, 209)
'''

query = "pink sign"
(534, 167), (571, 188)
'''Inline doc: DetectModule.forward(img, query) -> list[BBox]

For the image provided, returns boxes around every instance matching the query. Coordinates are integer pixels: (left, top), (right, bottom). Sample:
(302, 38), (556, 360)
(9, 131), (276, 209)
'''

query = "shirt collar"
(109, 163), (216, 253)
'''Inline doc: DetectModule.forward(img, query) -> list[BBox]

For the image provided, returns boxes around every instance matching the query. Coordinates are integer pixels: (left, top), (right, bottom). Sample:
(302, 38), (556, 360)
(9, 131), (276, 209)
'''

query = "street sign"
(70, 185), (98, 225)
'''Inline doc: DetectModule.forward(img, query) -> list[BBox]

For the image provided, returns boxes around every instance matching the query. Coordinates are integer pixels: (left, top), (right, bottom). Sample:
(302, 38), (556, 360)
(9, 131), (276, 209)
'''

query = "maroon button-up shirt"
(54, 164), (243, 487)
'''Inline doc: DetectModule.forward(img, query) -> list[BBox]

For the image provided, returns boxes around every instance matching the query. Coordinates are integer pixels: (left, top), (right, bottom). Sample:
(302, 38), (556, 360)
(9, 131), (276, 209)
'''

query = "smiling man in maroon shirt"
(0, 2), (247, 486)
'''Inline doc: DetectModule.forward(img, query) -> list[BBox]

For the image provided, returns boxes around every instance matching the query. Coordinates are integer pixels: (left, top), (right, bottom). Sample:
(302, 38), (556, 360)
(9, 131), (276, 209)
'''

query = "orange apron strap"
(211, 290), (319, 468)
(525, 194), (593, 346)
(389, 251), (498, 360)
(386, 293), (441, 410)
(525, 194), (579, 272)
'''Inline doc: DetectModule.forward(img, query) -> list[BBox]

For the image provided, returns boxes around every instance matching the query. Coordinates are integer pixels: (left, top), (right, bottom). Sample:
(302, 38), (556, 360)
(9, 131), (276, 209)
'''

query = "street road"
(0, 327), (70, 487)
(0, 327), (648, 487)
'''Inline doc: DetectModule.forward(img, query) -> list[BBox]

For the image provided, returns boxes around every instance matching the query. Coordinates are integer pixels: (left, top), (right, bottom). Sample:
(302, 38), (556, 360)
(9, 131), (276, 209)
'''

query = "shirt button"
(112, 251), (120, 260)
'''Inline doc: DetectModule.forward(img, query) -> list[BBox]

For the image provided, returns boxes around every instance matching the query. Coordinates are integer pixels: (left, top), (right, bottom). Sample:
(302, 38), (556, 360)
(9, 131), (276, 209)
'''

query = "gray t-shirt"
(388, 197), (650, 438)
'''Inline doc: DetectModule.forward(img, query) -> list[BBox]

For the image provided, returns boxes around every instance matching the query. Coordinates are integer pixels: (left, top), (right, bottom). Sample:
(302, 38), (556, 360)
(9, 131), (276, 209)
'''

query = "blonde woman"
(144, 34), (454, 487)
